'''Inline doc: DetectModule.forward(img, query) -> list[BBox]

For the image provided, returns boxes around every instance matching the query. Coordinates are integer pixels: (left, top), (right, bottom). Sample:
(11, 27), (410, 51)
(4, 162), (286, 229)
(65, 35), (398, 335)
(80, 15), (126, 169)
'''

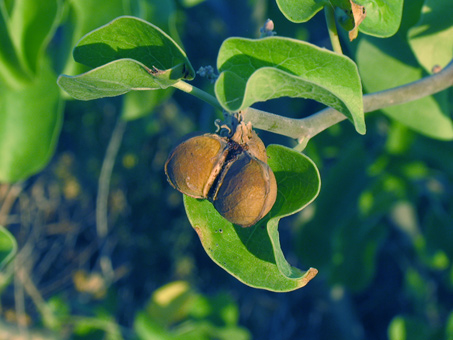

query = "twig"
(16, 266), (58, 329)
(0, 183), (23, 226)
(14, 261), (29, 339)
(0, 320), (59, 340)
(96, 118), (127, 238)
(96, 117), (127, 282)
(243, 59), (453, 143)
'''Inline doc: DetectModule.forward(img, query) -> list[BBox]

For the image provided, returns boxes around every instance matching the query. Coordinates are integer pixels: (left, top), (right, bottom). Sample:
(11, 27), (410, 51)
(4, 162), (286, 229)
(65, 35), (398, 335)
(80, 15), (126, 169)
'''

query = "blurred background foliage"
(0, 0), (452, 339)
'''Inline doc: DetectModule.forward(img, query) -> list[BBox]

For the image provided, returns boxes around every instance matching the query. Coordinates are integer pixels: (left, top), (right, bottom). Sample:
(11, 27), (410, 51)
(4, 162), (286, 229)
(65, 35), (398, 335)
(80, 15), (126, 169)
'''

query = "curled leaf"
(215, 37), (365, 134)
(184, 144), (321, 292)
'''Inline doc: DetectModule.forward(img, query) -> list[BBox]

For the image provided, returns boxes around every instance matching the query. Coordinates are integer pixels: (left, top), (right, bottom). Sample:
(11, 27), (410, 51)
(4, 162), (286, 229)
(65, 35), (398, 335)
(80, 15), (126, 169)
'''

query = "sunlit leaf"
(72, 16), (194, 79)
(58, 16), (194, 101)
(276, 0), (403, 38)
(0, 4), (30, 88)
(58, 59), (181, 100)
(184, 145), (320, 292)
(215, 37), (365, 134)
(8, 0), (60, 74)
(356, 35), (453, 140)
(0, 60), (63, 182)
(408, 0), (453, 73)
(275, 0), (328, 23)
(353, 0), (404, 37)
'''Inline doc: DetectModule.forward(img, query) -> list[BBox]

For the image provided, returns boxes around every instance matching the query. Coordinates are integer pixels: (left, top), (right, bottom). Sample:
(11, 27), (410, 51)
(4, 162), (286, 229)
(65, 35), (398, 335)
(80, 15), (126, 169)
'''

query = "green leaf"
(388, 316), (430, 340)
(353, 0), (404, 37)
(184, 144), (320, 292)
(60, 0), (130, 77)
(134, 312), (173, 340)
(275, 0), (403, 38)
(275, 0), (328, 23)
(0, 4), (31, 88)
(408, 0), (453, 73)
(0, 226), (17, 269)
(0, 59), (63, 182)
(58, 16), (194, 101)
(72, 16), (194, 79)
(8, 0), (60, 74)
(58, 59), (181, 100)
(146, 281), (194, 328)
(215, 37), (365, 134)
(356, 35), (453, 140)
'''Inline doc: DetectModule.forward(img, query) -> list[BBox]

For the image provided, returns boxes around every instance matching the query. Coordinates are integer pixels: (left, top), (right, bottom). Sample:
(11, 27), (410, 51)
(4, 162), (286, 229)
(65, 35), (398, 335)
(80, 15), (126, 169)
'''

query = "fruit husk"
(212, 151), (277, 227)
(165, 134), (229, 198)
(246, 131), (268, 163)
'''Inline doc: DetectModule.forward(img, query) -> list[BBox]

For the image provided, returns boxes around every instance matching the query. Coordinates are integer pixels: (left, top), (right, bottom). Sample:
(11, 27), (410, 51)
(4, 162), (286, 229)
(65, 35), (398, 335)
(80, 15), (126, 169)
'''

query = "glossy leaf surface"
(184, 144), (320, 292)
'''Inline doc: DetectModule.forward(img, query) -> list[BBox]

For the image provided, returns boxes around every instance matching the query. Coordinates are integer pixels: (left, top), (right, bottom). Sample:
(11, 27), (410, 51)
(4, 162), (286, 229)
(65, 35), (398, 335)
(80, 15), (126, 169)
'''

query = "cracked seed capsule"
(164, 133), (229, 199)
(212, 151), (277, 227)
(165, 131), (277, 227)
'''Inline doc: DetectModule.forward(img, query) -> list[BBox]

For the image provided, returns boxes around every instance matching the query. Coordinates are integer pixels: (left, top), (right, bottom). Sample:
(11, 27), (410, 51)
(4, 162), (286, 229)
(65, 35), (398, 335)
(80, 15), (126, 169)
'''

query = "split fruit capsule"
(164, 132), (277, 227)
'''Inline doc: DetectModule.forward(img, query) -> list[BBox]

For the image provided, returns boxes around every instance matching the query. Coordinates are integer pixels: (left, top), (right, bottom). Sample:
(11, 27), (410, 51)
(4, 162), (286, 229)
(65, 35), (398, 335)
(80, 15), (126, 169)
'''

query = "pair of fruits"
(165, 121), (277, 227)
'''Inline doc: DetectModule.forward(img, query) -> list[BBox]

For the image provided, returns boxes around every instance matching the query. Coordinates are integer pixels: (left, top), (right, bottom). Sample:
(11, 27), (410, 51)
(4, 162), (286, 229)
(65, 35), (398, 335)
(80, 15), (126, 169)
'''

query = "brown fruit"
(165, 130), (277, 227)
(164, 133), (229, 198)
(212, 151), (277, 227)
(246, 131), (268, 163)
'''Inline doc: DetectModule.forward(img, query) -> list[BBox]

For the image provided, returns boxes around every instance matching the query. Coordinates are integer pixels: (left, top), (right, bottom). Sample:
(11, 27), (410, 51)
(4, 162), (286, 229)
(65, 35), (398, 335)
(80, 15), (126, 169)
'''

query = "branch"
(243, 59), (453, 143)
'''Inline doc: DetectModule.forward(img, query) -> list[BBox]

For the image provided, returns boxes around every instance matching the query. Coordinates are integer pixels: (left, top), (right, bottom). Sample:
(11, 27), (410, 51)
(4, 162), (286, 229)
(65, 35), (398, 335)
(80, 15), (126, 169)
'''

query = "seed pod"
(165, 134), (229, 198)
(165, 128), (278, 227)
(212, 151), (277, 227)
(246, 131), (268, 163)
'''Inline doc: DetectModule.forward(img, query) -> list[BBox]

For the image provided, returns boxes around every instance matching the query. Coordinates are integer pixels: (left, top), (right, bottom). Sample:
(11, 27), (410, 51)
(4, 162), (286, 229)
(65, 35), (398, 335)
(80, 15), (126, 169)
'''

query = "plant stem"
(96, 117), (127, 283)
(324, 4), (343, 54)
(242, 59), (453, 143)
(172, 80), (224, 111)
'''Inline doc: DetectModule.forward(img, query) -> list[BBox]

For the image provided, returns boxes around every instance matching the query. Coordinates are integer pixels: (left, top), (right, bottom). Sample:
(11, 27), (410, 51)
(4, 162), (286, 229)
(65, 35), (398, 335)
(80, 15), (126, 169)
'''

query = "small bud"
(197, 66), (218, 83)
(260, 19), (276, 37)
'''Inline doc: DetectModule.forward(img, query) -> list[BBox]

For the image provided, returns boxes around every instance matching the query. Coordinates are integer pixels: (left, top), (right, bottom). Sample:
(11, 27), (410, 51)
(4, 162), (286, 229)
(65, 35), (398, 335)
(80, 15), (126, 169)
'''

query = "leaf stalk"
(172, 80), (224, 112)
(324, 4), (343, 54)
